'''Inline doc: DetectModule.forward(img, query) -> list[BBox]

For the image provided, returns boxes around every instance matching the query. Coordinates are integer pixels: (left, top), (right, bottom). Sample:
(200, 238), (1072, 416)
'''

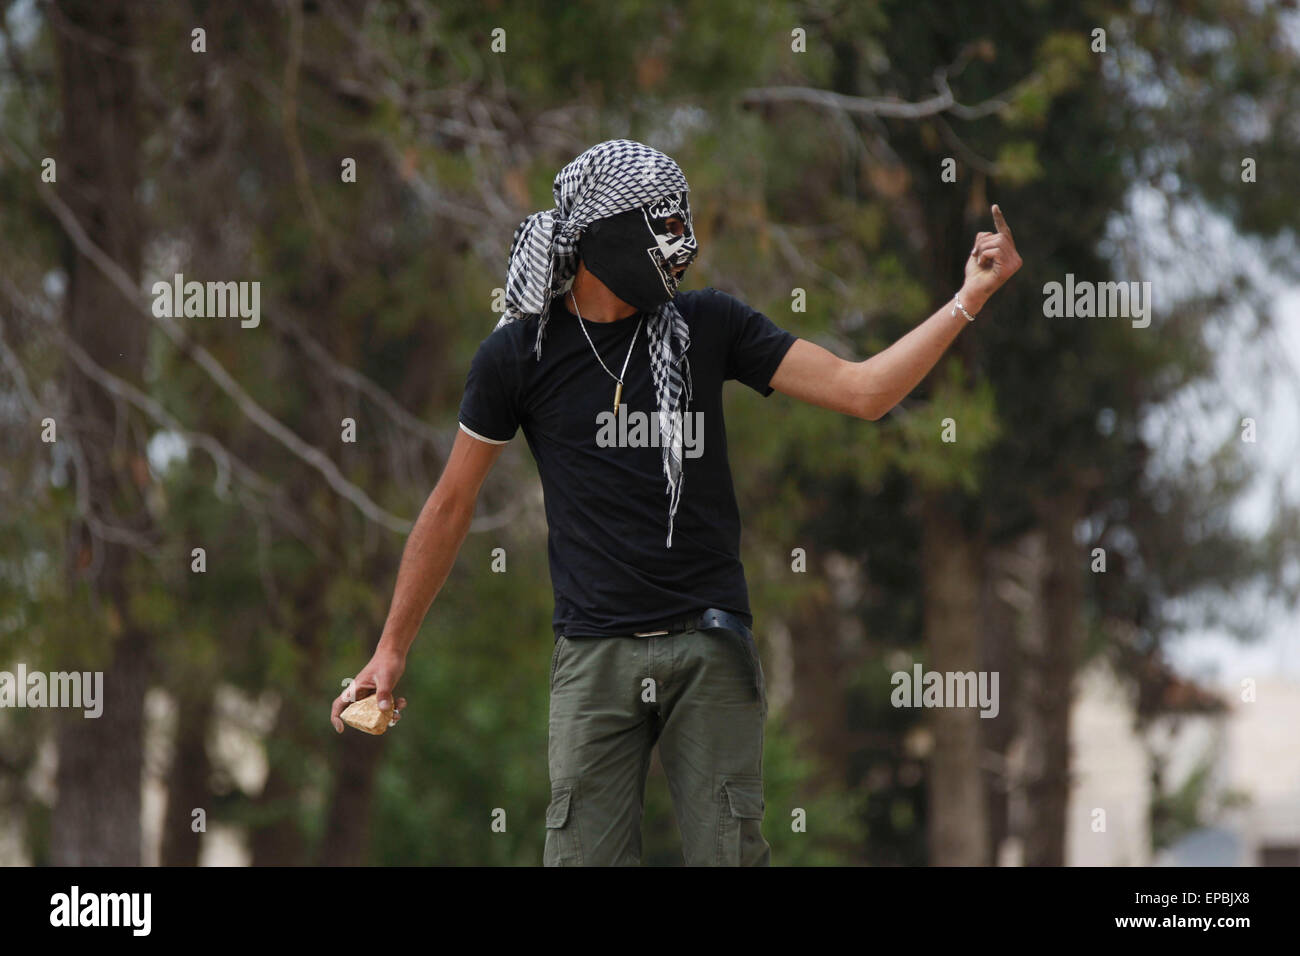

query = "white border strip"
(458, 421), (509, 445)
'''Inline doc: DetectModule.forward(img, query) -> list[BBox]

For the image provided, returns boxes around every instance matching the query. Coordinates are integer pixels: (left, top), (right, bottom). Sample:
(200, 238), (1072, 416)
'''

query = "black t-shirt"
(458, 287), (797, 638)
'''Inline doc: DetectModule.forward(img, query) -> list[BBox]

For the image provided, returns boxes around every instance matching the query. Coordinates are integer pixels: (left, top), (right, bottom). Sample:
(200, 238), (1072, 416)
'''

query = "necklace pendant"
(613, 380), (623, 411)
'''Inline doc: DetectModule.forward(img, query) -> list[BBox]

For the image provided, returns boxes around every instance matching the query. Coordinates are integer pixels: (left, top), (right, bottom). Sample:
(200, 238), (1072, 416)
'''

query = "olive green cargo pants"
(544, 626), (770, 866)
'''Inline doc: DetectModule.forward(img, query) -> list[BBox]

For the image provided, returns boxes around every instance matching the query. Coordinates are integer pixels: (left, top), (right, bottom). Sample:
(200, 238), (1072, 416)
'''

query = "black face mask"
(578, 194), (699, 313)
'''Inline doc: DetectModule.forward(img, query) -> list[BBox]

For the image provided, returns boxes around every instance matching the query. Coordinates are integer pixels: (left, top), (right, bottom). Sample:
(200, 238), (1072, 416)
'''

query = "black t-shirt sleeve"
(458, 328), (521, 443)
(719, 291), (798, 396)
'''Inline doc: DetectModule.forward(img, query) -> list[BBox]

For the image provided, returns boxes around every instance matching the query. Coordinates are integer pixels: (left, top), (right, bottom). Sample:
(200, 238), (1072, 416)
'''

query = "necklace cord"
(570, 291), (643, 388)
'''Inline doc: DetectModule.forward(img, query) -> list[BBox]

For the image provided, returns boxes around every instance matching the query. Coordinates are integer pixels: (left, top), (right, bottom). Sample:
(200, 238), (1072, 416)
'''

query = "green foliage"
(1, 0), (1293, 868)
(894, 361), (1000, 494)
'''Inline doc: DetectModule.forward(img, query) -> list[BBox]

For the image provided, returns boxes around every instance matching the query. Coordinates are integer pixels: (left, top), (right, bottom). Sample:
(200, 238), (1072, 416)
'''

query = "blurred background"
(1, 0), (1298, 866)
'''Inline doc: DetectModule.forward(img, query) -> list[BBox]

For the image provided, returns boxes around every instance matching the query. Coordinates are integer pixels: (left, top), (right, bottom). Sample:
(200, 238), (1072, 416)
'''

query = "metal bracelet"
(952, 292), (977, 322)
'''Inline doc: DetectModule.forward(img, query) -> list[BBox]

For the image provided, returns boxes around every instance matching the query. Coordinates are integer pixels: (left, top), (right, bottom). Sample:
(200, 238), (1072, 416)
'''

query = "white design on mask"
(645, 193), (684, 219)
(641, 191), (698, 297)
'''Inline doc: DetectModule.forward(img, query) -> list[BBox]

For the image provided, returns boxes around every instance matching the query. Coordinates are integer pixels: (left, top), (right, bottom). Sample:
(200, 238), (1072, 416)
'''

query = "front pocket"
(543, 782), (582, 866)
(711, 627), (766, 710)
(549, 636), (566, 686)
(716, 775), (766, 866)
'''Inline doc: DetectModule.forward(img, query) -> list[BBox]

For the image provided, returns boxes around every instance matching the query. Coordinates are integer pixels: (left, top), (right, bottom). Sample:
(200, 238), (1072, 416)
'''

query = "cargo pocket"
(716, 775), (768, 867)
(543, 781), (582, 866)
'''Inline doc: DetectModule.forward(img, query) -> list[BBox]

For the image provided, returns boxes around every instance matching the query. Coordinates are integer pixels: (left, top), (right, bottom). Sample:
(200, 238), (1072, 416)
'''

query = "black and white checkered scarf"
(497, 140), (694, 548)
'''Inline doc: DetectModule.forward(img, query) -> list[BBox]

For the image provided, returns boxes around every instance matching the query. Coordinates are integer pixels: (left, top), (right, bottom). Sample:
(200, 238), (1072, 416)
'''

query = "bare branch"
(0, 314), (155, 556)
(2, 298), (320, 549)
(3, 128), (529, 541)
(281, 0), (351, 276)
(265, 311), (454, 458)
(0, 134), (416, 535)
(933, 115), (1004, 176)
(742, 85), (961, 120)
(742, 58), (1030, 121)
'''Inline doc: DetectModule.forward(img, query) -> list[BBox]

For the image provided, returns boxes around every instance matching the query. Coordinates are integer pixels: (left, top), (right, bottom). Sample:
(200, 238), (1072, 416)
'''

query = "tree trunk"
(49, 0), (151, 867)
(981, 544), (1022, 865)
(317, 730), (383, 865)
(160, 691), (213, 866)
(921, 496), (989, 865)
(788, 553), (870, 784)
(248, 702), (308, 866)
(1022, 495), (1084, 866)
(247, 536), (344, 865)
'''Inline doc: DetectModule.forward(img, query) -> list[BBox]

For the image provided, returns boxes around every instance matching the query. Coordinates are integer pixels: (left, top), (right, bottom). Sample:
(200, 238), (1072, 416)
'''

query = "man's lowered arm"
(329, 429), (506, 732)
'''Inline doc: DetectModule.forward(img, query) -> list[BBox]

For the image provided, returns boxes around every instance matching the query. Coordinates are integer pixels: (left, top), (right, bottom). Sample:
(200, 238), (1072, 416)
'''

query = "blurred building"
(1065, 663), (1300, 866)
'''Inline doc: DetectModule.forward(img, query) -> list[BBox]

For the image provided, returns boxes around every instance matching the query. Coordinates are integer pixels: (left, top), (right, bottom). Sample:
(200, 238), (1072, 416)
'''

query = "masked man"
(330, 139), (1021, 866)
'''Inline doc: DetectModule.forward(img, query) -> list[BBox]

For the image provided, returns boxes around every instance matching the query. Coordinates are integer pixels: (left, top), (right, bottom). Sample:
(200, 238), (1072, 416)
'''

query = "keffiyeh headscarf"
(497, 140), (696, 547)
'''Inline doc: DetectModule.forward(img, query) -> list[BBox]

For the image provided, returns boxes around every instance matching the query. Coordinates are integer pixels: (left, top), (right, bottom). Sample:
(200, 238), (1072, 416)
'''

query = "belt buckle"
(634, 629), (670, 637)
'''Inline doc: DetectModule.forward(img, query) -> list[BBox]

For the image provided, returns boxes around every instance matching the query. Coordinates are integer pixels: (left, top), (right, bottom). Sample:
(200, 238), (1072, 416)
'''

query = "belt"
(633, 607), (751, 639)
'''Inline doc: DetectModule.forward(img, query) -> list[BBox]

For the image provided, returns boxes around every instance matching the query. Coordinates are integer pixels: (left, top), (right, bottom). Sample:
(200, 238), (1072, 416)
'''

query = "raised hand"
(962, 204), (1023, 307)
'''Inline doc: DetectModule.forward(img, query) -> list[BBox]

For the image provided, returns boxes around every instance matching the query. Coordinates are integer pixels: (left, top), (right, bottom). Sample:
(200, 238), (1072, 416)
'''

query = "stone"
(341, 695), (394, 735)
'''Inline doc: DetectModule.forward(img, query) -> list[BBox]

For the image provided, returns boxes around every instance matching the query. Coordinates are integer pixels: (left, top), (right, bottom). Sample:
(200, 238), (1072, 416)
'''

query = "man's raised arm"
(329, 429), (506, 732)
(770, 205), (1021, 419)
